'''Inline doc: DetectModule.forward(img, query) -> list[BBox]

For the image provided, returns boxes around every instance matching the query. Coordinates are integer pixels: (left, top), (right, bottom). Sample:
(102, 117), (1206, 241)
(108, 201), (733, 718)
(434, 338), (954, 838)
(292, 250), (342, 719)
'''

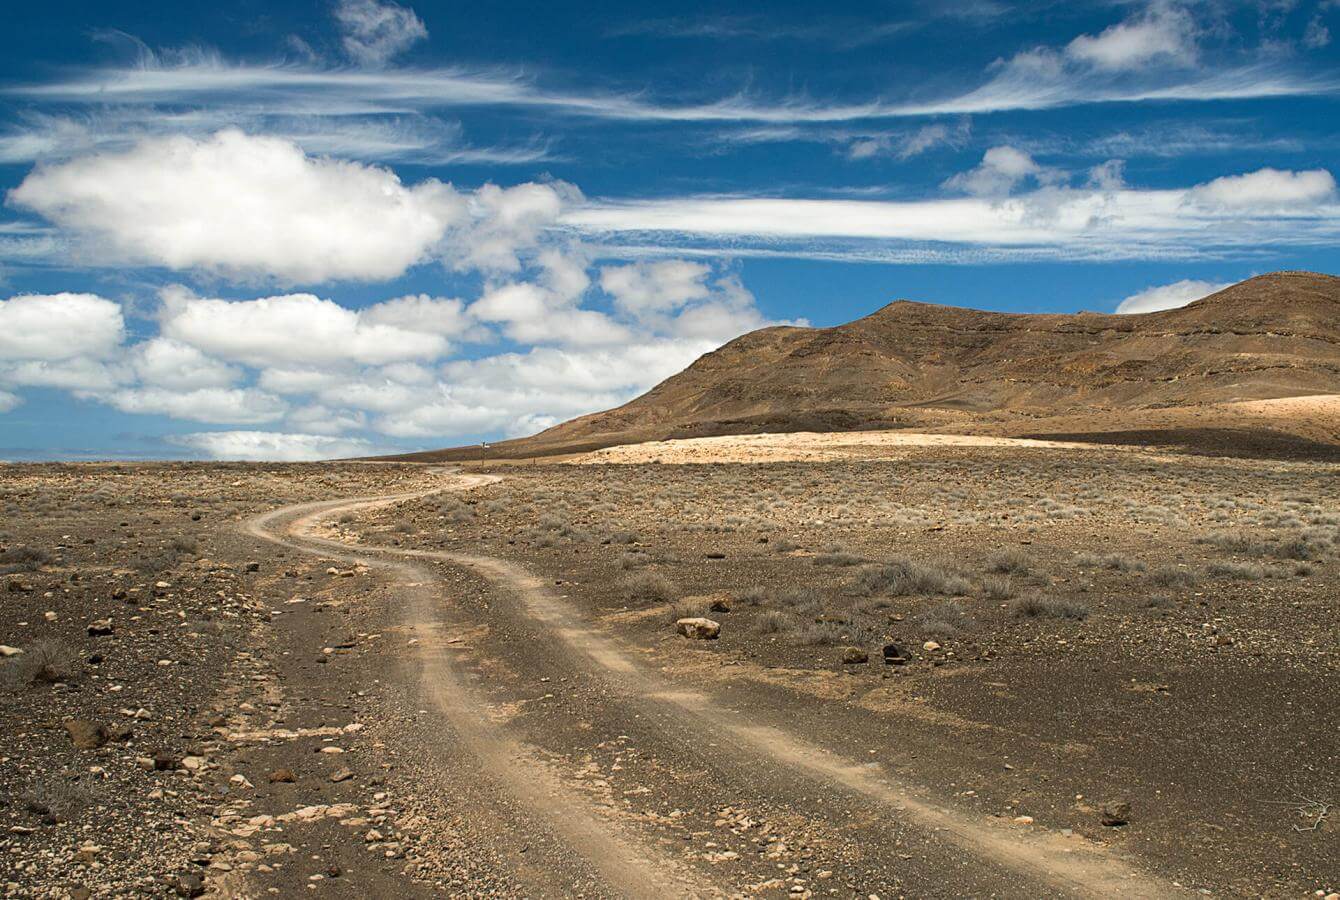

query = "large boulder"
(676, 617), (721, 640)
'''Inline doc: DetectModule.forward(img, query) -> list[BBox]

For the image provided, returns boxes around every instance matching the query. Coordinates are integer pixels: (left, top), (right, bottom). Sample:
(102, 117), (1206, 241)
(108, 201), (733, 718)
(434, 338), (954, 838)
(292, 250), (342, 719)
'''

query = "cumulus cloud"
(131, 338), (239, 389)
(942, 146), (1059, 197)
(1066, 4), (1198, 70)
(450, 182), (576, 274)
(169, 430), (383, 461)
(0, 390), (21, 412)
(8, 130), (466, 283)
(0, 292), (124, 361)
(334, 0), (429, 67)
(107, 387), (287, 424)
(1115, 278), (1231, 314)
(1185, 167), (1337, 210)
(600, 260), (713, 314)
(158, 287), (451, 367)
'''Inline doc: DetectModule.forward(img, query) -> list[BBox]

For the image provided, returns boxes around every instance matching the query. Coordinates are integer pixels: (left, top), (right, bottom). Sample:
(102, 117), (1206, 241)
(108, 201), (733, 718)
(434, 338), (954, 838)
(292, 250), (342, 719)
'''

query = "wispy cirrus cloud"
(9, 36), (1334, 128)
(562, 165), (1340, 263)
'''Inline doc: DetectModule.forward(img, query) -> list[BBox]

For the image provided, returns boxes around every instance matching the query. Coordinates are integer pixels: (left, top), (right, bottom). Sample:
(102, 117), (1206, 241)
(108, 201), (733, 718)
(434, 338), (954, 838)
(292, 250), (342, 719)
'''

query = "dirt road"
(244, 469), (1177, 898)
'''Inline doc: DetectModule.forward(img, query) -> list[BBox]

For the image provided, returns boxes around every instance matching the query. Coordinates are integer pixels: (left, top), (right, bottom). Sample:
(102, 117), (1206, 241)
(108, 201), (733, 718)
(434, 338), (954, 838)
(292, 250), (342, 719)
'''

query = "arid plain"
(1, 430), (1337, 898)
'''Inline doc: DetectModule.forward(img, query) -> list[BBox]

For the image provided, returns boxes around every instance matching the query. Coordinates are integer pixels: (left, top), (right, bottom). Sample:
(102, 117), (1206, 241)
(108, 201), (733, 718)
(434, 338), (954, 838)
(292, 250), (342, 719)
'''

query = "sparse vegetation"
(853, 557), (971, 597)
(1010, 597), (1090, 620)
(623, 571), (676, 602)
(1, 641), (76, 691)
(986, 547), (1031, 575)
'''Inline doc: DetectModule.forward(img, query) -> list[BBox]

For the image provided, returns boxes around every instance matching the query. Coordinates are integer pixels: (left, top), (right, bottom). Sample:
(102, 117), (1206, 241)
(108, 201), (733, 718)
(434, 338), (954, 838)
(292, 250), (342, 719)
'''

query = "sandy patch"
(570, 430), (1114, 465)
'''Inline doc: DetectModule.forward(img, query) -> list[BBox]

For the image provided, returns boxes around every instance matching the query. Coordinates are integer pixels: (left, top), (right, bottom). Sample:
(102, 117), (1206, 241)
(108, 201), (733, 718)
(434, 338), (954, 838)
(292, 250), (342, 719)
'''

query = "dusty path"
(246, 476), (716, 899)
(246, 470), (1179, 898)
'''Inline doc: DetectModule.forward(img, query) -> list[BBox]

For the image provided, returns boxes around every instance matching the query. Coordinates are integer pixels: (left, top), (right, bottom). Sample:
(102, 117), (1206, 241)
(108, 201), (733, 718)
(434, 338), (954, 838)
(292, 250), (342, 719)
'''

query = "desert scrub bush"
(914, 600), (974, 637)
(772, 538), (800, 553)
(754, 610), (793, 635)
(1274, 534), (1330, 561)
(736, 586), (769, 606)
(22, 777), (90, 823)
(1074, 552), (1145, 572)
(601, 530), (639, 545)
(1197, 530), (1271, 556)
(773, 589), (822, 615)
(0, 545), (50, 575)
(853, 557), (970, 597)
(1, 640), (77, 691)
(986, 548), (1031, 575)
(1010, 597), (1090, 620)
(170, 535), (200, 555)
(794, 618), (877, 646)
(623, 572), (676, 603)
(813, 546), (864, 567)
(1206, 561), (1265, 580)
(1150, 566), (1198, 588)
(615, 551), (648, 570)
(979, 575), (1015, 601)
(665, 598), (710, 623)
(1141, 594), (1175, 610)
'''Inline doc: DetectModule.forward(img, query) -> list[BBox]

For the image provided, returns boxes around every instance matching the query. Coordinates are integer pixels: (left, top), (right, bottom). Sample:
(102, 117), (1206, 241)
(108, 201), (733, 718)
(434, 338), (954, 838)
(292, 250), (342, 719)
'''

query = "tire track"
(254, 471), (1181, 899)
(245, 478), (717, 899)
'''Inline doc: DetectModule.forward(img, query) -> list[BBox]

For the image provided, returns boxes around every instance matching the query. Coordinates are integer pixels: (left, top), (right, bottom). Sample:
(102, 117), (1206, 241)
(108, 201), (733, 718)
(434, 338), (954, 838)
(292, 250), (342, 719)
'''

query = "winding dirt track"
(245, 470), (1179, 898)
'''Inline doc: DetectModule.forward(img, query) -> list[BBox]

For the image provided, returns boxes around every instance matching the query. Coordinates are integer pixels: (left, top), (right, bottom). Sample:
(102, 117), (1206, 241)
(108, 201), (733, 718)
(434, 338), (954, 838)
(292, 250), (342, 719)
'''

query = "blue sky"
(0, 0), (1337, 460)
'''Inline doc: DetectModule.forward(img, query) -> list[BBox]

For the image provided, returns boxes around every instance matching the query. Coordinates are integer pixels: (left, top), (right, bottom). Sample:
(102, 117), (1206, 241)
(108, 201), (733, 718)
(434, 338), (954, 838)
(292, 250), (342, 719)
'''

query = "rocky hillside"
(406, 271), (1340, 459)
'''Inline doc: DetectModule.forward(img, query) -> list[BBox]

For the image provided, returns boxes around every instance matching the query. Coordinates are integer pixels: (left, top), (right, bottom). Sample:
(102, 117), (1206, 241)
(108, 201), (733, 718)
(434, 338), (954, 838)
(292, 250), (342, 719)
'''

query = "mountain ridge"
(395, 271), (1340, 461)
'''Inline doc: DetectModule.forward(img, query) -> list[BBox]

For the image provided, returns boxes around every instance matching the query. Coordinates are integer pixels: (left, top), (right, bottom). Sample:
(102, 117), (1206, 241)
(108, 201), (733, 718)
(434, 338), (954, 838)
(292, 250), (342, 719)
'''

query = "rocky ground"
(1, 441), (1337, 897)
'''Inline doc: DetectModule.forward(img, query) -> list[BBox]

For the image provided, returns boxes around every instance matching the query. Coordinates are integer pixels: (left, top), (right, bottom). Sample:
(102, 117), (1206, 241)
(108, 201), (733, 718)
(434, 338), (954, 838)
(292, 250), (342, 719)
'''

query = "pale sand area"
(571, 431), (1118, 465)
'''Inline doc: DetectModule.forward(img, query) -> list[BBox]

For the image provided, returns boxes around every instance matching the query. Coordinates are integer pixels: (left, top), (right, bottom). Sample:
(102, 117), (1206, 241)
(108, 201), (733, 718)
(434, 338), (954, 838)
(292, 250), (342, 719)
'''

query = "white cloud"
(1186, 167), (1337, 210)
(159, 287), (450, 367)
(451, 182), (575, 274)
(0, 359), (125, 393)
(566, 166), (1340, 260)
(1066, 5), (1198, 71)
(286, 405), (368, 435)
(11, 50), (1332, 129)
(1086, 159), (1127, 190)
(0, 292), (124, 361)
(1305, 15), (1332, 49)
(1115, 278), (1232, 314)
(131, 338), (239, 389)
(170, 430), (382, 461)
(8, 129), (466, 282)
(599, 260), (713, 314)
(359, 293), (473, 337)
(0, 390), (21, 413)
(334, 0), (429, 67)
(107, 387), (287, 424)
(943, 145), (1056, 197)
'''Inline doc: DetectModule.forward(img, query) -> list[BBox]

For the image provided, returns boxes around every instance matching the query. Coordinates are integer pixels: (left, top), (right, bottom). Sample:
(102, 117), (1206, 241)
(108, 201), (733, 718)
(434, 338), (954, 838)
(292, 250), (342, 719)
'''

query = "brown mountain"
(402, 271), (1340, 461)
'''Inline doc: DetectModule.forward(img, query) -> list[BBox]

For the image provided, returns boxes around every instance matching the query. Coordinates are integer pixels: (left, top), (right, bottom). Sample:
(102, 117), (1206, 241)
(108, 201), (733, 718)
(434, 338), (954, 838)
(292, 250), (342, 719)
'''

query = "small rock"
(268, 768), (297, 784)
(154, 752), (182, 771)
(87, 619), (114, 636)
(1013, 815), (1034, 825)
(841, 647), (869, 664)
(173, 872), (205, 898)
(64, 720), (109, 750)
(245, 562), (261, 572)
(0, 645), (23, 657)
(922, 640), (941, 652)
(329, 767), (355, 783)
(1100, 800), (1130, 827)
(676, 617), (721, 640)
(708, 598), (731, 613)
(881, 643), (909, 665)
